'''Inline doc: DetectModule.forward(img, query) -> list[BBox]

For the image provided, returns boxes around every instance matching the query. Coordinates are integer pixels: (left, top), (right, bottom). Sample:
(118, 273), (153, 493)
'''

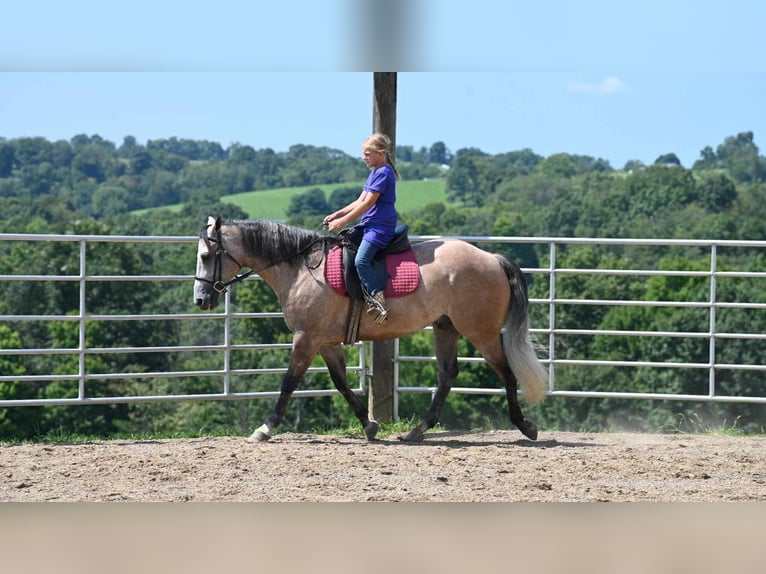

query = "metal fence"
(2, 232), (765, 416)
(392, 235), (766, 419)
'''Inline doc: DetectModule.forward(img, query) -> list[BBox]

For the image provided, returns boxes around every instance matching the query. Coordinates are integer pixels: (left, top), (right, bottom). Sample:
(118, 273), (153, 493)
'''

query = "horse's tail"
(496, 254), (548, 404)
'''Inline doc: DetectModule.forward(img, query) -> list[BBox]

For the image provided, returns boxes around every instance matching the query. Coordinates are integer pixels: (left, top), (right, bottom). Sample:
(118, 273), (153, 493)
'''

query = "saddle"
(337, 224), (412, 300)
(324, 224), (420, 343)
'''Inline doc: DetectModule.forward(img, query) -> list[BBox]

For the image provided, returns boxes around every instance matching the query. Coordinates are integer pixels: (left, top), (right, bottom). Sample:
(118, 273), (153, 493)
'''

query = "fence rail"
(1, 232), (765, 415)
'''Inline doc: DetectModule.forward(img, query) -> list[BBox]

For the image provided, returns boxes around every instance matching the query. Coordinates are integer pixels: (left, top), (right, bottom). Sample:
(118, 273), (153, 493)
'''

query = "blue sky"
(1, 1), (764, 169)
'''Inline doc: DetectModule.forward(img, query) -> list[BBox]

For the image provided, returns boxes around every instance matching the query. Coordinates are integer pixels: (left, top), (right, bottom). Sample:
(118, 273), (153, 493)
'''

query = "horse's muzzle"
(195, 296), (219, 311)
(194, 278), (220, 310)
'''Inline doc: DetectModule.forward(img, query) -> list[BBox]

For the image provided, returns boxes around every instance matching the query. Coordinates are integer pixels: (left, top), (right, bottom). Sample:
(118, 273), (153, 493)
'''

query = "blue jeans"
(355, 239), (383, 296)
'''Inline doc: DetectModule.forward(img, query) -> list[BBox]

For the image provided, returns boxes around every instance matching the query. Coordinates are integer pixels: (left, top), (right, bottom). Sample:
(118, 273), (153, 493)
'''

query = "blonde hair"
(363, 133), (400, 180)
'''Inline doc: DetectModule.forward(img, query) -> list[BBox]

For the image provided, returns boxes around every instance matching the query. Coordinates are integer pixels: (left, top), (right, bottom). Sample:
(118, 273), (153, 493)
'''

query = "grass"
(0, 427), (241, 446)
(666, 413), (748, 436)
(0, 419), (431, 445)
(134, 178), (447, 220)
(222, 177), (447, 220)
(312, 417), (425, 440)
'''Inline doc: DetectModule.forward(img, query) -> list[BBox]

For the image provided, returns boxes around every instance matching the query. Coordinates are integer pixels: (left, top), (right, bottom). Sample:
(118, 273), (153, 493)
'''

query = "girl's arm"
(324, 190), (378, 232)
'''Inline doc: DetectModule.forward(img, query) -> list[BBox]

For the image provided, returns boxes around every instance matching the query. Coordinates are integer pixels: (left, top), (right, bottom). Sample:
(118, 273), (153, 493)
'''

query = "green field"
(222, 178), (446, 220)
(136, 178), (447, 220)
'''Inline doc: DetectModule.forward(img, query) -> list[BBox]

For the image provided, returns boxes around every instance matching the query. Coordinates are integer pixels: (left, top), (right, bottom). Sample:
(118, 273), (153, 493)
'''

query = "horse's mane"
(230, 220), (331, 268)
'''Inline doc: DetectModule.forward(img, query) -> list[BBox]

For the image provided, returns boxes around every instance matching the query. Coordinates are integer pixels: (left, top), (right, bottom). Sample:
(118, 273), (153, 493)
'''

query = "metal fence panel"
(2, 233), (765, 415)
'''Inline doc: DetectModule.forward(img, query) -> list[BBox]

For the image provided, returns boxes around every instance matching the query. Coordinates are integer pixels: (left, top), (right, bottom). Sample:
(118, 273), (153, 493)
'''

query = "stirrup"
(373, 308), (388, 324)
(365, 292), (388, 324)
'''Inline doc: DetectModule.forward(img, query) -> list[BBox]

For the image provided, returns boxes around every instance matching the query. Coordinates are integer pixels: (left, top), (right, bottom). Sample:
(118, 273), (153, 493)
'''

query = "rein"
(194, 224), (336, 294)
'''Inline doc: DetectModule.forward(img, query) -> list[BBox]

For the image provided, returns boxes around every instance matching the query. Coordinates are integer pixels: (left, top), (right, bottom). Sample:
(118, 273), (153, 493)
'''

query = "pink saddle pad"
(325, 246), (420, 298)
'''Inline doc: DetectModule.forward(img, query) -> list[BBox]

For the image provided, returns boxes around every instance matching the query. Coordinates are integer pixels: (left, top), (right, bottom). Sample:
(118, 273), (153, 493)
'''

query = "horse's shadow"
(388, 435), (605, 450)
(293, 430), (607, 450)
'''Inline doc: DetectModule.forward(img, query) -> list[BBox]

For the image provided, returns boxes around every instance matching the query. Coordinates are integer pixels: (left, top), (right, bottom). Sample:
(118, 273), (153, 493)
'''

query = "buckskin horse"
(193, 216), (547, 442)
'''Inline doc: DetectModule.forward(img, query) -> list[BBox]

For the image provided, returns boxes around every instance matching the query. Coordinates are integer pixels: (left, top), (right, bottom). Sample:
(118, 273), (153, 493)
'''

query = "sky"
(1, 1), (764, 169)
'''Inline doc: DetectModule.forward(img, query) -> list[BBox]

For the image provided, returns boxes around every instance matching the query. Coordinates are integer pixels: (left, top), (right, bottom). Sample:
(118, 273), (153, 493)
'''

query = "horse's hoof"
(247, 429), (271, 442)
(399, 429), (424, 442)
(248, 430), (270, 442)
(518, 420), (538, 441)
(364, 421), (379, 441)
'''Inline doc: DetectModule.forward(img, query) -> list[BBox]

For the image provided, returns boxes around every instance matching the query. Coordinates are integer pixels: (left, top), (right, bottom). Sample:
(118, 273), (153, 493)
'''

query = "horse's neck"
(249, 260), (300, 306)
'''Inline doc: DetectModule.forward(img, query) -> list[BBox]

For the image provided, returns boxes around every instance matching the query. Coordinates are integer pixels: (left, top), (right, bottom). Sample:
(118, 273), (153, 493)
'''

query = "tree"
(286, 188), (330, 217)
(428, 141), (452, 165)
(71, 134), (115, 153)
(328, 186), (361, 210)
(694, 145), (716, 168)
(18, 162), (56, 197)
(446, 155), (483, 206)
(696, 173), (737, 212)
(654, 153), (682, 166)
(396, 145), (414, 163)
(536, 153), (579, 178)
(0, 325), (39, 439)
(228, 143), (257, 163)
(12, 137), (53, 166)
(72, 146), (113, 182)
(92, 185), (131, 217)
(117, 135), (140, 158)
(693, 131), (766, 183)
(496, 148), (543, 175)
(50, 140), (74, 168)
(130, 150), (153, 174)
(624, 165), (697, 221)
(0, 140), (14, 177)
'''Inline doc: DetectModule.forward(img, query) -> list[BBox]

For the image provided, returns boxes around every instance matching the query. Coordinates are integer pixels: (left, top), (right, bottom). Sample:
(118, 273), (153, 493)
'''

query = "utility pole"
(369, 72), (397, 423)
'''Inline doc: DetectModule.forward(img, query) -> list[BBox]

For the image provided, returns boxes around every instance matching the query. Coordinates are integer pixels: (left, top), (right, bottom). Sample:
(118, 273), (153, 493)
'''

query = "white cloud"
(568, 76), (631, 95)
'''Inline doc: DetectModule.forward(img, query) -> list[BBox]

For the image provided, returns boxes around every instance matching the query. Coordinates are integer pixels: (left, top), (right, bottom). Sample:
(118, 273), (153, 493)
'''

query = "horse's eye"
(200, 252), (211, 262)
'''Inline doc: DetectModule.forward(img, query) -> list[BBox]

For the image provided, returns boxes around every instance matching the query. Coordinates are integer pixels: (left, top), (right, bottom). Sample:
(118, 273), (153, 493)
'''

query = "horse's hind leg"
(400, 316), (460, 442)
(474, 339), (538, 440)
(319, 345), (378, 440)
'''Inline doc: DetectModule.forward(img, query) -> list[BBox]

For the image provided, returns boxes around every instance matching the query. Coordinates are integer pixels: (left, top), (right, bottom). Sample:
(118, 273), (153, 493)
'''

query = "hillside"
(134, 178), (447, 220)
(223, 178), (446, 220)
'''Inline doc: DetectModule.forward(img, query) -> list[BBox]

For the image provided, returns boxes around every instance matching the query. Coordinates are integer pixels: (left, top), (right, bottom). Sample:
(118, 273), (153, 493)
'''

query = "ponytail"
(385, 150), (401, 180)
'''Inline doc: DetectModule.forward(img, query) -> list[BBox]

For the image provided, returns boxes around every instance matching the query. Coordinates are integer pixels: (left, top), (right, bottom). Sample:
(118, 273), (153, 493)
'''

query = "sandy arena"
(2, 430), (765, 502)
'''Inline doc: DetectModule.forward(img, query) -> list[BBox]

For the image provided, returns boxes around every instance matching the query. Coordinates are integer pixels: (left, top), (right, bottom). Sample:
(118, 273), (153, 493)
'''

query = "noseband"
(194, 226), (255, 294)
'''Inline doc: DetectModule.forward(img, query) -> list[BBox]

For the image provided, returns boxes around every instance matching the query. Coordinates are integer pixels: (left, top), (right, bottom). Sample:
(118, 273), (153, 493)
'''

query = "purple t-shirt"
(358, 164), (398, 248)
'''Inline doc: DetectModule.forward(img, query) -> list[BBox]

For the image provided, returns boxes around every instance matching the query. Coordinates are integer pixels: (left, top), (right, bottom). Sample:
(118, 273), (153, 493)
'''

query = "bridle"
(194, 226), (255, 294)
(194, 223), (336, 294)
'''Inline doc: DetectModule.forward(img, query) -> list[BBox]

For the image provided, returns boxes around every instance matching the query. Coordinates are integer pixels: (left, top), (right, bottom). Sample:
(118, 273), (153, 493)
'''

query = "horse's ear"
(205, 215), (220, 231)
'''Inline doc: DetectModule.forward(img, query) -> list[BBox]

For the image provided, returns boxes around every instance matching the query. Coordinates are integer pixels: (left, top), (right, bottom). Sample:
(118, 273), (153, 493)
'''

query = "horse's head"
(193, 215), (244, 310)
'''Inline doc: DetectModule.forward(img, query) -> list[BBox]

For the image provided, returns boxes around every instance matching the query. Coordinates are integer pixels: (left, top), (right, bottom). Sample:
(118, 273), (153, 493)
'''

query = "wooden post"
(369, 73), (397, 423)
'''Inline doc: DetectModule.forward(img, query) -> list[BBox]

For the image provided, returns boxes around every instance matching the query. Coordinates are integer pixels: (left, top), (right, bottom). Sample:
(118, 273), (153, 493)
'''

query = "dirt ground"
(1, 430), (765, 502)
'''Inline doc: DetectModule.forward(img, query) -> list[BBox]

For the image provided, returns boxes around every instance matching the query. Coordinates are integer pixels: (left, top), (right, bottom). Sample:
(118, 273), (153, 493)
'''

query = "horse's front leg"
(319, 345), (378, 440)
(248, 331), (318, 442)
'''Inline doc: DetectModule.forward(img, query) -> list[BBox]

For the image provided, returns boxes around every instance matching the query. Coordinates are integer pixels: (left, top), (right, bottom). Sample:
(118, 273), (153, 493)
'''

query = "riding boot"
(366, 291), (389, 324)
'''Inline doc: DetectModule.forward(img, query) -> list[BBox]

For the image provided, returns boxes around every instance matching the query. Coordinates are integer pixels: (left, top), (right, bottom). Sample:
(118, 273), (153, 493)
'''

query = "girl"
(324, 133), (400, 323)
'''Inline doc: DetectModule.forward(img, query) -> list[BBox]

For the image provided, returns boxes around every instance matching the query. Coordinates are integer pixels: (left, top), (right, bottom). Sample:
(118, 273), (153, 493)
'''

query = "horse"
(193, 215), (547, 443)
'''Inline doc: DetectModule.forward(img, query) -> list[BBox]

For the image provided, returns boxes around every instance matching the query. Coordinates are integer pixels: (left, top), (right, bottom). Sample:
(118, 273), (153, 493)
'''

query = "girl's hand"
(327, 219), (344, 233)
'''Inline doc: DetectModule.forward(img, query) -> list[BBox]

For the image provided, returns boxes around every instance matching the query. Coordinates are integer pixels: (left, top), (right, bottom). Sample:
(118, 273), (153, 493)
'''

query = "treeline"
(0, 134), (449, 219)
(1, 130), (766, 439)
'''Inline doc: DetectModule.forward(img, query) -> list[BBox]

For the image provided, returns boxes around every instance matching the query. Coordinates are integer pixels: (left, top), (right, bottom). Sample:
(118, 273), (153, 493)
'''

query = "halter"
(194, 226), (255, 294)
